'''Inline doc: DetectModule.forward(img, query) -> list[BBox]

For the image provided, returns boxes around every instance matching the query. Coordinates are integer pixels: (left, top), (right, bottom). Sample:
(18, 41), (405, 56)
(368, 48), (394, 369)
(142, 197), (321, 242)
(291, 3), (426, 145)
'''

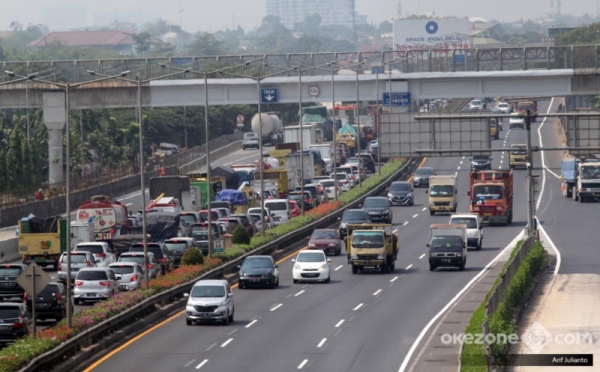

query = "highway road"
(83, 103), (561, 372)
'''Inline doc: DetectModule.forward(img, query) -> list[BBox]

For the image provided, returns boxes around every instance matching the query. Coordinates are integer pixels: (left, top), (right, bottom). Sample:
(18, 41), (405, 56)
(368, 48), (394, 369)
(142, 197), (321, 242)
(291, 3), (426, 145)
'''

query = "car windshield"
(0, 308), (21, 319)
(390, 182), (410, 191)
(77, 271), (108, 281)
(242, 257), (273, 268)
(320, 181), (335, 188)
(342, 211), (367, 221)
(450, 218), (478, 229)
(119, 256), (145, 264)
(471, 100), (481, 105)
(348, 158), (359, 163)
(200, 211), (219, 220)
(296, 252), (325, 262)
(75, 245), (103, 254)
(473, 185), (504, 200)
(244, 133), (256, 138)
(415, 168), (434, 176)
(266, 202), (287, 211)
(164, 242), (188, 252)
(191, 285), (226, 298)
(511, 147), (527, 155)
(332, 174), (346, 180)
(430, 236), (463, 252)
(473, 156), (489, 162)
(352, 232), (385, 248)
(581, 166), (600, 179)
(61, 254), (88, 263)
(249, 215), (262, 223)
(430, 185), (454, 196)
(0, 267), (22, 276)
(498, 103), (508, 107)
(109, 266), (135, 275)
(131, 245), (163, 258)
(364, 199), (387, 208)
(288, 194), (305, 201)
(311, 230), (336, 239)
(519, 103), (533, 110)
(180, 214), (198, 224)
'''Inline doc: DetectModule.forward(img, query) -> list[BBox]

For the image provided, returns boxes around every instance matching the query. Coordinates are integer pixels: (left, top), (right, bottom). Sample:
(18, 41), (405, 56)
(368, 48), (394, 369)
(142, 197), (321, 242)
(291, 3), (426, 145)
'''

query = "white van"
(264, 199), (292, 226)
(449, 214), (483, 250)
(242, 132), (260, 150)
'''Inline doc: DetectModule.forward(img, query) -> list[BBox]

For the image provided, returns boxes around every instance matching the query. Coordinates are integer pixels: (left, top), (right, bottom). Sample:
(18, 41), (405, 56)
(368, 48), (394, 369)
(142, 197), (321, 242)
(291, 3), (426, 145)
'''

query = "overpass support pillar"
(43, 92), (66, 185)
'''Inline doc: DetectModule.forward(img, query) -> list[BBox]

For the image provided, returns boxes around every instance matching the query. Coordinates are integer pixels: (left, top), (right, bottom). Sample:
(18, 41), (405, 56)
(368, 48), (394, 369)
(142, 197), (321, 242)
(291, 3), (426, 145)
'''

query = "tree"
(21, 140), (33, 188)
(187, 32), (228, 55)
(132, 32), (152, 55)
(6, 125), (24, 189)
(379, 20), (393, 33)
(555, 23), (600, 45)
(0, 150), (6, 191)
(232, 224), (250, 244)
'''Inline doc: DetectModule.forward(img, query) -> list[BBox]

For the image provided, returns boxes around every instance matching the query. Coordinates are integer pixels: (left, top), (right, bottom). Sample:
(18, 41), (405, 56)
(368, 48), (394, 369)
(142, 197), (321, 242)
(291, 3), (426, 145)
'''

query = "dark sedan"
(24, 282), (71, 322)
(237, 256), (279, 289)
(0, 303), (32, 345)
(412, 167), (435, 188)
(470, 155), (492, 171)
(387, 181), (414, 206)
(0, 265), (26, 301)
(163, 238), (199, 267)
(308, 229), (342, 256)
(362, 197), (393, 223)
(338, 209), (371, 240)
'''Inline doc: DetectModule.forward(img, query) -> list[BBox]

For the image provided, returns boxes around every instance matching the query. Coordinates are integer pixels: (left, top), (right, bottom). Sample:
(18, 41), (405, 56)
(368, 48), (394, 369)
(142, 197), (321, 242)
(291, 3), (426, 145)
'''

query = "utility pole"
(525, 110), (535, 236)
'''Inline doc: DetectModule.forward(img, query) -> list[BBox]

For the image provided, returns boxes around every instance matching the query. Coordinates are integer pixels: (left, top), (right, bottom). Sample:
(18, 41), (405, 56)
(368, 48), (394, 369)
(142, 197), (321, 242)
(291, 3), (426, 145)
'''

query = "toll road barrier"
(0, 238), (18, 263)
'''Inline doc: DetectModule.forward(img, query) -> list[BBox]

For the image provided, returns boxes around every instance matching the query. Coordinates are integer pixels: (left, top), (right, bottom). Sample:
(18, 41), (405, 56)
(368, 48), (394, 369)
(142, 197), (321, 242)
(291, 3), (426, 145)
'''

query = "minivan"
(264, 199), (292, 226)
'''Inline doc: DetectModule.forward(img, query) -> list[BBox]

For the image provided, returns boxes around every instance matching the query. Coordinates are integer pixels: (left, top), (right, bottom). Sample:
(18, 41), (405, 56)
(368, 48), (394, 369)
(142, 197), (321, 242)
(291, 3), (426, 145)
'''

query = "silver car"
(117, 252), (160, 280)
(73, 268), (119, 305)
(57, 251), (97, 283)
(108, 262), (143, 292)
(185, 279), (234, 326)
(73, 242), (117, 267)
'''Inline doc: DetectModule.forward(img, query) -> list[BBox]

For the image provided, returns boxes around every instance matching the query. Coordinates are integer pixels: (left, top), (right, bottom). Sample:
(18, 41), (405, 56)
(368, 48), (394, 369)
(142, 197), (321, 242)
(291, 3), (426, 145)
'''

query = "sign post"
(382, 92), (412, 107)
(236, 114), (245, 128)
(17, 262), (51, 337)
(213, 239), (225, 253)
(260, 87), (278, 104)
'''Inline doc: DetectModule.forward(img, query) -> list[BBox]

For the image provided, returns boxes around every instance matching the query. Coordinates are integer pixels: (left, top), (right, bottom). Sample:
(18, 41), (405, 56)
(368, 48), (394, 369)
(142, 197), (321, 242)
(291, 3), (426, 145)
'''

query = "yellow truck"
(18, 217), (67, 271)
(336, 133), (356, 154)
(254, 169), (290, 197)
(490, 119), (499, 140)
(509, 144), (528, 169)
(268, 149), (292, 167)
(427, 175), (458, 215)
(346, 224), (398, 274)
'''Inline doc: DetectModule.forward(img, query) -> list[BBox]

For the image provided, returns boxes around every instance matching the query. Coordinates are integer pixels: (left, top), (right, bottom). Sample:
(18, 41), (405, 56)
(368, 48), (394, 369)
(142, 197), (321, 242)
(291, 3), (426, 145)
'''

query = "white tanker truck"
(251, 112), (284, 146)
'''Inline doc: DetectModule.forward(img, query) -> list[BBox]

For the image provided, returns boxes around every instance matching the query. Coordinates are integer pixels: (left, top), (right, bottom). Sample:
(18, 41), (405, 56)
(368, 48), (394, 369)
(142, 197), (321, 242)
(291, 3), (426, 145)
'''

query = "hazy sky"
(0, 0), (596, 33)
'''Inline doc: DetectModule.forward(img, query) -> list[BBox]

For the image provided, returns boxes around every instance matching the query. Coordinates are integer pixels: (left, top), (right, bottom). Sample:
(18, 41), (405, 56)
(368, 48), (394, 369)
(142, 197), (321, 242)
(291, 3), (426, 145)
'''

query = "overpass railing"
(0, 45), (598, 84)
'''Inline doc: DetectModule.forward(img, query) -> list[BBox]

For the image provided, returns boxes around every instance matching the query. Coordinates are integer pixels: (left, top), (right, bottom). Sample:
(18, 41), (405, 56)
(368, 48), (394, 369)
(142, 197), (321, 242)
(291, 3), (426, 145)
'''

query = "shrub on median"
(181, 247), (204, 265)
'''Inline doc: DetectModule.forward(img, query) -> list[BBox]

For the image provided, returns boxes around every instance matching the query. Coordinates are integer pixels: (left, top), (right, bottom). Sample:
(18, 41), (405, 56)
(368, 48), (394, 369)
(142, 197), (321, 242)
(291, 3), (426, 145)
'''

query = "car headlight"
(429, 201), (435, 206)
(340, 223), (347, 229)
(328, 243), (336, 247)
(456, 253), (462, 257)
(377, 254), (384, 260)
(294, 264), (302, 270)
(239, 272), (246, 277)
(429, 253), (436, 257)
(387, 193), (393, 198)
(406, 193), (412, 198)
(308, 244), (316, 248)
(351, 254), (358, 259)
(218, 301), (228, 308)
(319, 264), (327, 270)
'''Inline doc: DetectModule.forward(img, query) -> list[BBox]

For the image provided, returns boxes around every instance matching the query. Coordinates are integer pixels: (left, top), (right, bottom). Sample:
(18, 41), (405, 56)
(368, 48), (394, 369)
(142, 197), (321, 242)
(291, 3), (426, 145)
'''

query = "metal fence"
(0, 132), (241, 208)
(1, 45), (598, 84)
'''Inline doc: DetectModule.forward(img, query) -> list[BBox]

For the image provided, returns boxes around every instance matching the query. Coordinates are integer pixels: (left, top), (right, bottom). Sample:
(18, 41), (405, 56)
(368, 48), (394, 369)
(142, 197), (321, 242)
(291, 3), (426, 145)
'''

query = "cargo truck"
(428, 224), (468, 271)
(509, 144), (528, 169)
(346, 224), (398, 274)
(251, 112), (283, 145)
(468, 170), (514, 225)
(253, 169), (290, 198)
(515, 101), (537, 122)
(310, 143), (334, 174)
(427, 175), (458, 215)
(77, 195), (129, 241)
(563, 157), (600, 202)
(284, 124), (323, 150)
(149, 176), (194, 212)
(18, 216), (67, 270)
(285, 152), (315, 185)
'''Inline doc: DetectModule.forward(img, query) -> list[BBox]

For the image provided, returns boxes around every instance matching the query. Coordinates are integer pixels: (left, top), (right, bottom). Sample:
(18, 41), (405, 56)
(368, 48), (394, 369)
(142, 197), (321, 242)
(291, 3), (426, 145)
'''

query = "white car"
(330, 172), (351, 192)
(73, 242), (117, 267)
(509, 113), (525, 129)
(185, 279), (234, 325)
(73, 268), (120, 304)
(496, 102), (510, 113)
(318, 179), (338, 199)
(108, 262), (144, 291)
(292, 250), (331, 284)
(247, 207), (275, 229)
(242, 132), (259, 150)
(470, 99), (483, 110)
(449, 214), (483, 250)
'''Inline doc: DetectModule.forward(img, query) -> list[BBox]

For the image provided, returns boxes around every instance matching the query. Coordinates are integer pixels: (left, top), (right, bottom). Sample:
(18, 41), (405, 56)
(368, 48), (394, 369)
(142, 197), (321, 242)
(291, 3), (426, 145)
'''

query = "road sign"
(308, 85), (320, 98)
(261, 87), (278, 103)
(213, 239), (225, 253)
(17, 262), (51, 297)
(236, 114), (245, 124)
(382, 92), (411, 107)
(454, 54), (466, 64)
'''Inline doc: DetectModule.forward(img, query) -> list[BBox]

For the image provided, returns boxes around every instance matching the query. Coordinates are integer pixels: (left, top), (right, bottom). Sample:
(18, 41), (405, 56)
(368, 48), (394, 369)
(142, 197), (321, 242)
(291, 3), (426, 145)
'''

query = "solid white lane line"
(405, 264), (413, 270)
(185, 359), (196, 367)
(298, 359), (309, 369)
(301, 284), (309, 288)
(373, 289), (382, 296)
(335, 319), (345, 327)
(390, 276), (399, 282)
(221, 338), (233, 347)
(195, 360), (209, 369)
(419, 254), (426, 259)
(317, 338), (327, 348)
(421, 207), (426, 211)
(227, 328), (238, 336)
(398, 230), (525, 372)
(403, 221), (409, 226)
(294, 290), (305, 297)
(536, 217), (561, 275)
(412, 214), (418, 218)
(393, 229), (398, 233)
(246, 320), (258, 328)
(353, 303), (364, 311)
(270, 304), (282, 311)
(206, 343), (216, 351)
(334, 265), (343, 271)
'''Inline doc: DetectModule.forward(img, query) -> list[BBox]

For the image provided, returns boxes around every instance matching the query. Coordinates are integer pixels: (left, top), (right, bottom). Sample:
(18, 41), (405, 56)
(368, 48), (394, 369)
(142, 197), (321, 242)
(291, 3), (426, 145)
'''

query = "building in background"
(266, 0), (366, 29)
(28, 30), (135, 54)
(393, 18), (472, 51)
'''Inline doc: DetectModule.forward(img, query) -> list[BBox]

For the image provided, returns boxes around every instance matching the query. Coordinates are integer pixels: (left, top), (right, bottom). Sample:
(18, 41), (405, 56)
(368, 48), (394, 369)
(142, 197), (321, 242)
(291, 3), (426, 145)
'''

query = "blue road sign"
(382, 92), (411, 107)
(454, 54), (466, 64)
(371, 66), (384, 74)
(261, 87), (278, 103)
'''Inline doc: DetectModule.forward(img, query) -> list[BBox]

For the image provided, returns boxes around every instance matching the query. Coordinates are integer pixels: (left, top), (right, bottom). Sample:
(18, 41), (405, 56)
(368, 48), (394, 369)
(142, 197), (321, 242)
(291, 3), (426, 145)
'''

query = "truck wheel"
(429, 210), (435, 216)
(389, 262), (395, 271)
(572, 188), (577, 201)
(477, 241), (482, 251)
(579, 195), (585, 203)
(459, 262), (466, 271)
(53, 261), (59, 272)
(351, 265), (358, 274)
(380, 263), (387, 274)
(429, 264), (436, 272)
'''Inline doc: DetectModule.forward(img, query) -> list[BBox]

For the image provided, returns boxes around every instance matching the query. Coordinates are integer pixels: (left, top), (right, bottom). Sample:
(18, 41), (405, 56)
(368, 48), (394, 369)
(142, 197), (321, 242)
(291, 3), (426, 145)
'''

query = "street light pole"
(256, 79), (265, 235)
(204, 72), (214, 255)
(331, 63), (338, 201)
(355, 65), (362, 187)
(137, 78), (149, 288)
(298, 69), (305, 216)
(65, 84), (72, 328)
(376, 66), (381, 175)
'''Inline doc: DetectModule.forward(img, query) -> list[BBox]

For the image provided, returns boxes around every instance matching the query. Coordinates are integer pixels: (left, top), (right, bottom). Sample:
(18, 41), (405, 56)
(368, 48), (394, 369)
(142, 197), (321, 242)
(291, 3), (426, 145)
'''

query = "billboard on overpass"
(393, 18), (472, 51)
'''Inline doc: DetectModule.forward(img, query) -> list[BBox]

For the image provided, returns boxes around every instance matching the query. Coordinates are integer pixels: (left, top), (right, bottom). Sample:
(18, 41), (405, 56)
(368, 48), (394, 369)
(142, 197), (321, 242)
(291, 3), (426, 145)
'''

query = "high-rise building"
(266, 0), (361, 29)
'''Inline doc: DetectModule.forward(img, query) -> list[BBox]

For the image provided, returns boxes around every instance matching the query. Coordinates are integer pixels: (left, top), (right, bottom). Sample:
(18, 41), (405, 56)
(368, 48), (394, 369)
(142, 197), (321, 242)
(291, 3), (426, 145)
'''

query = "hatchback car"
(163, 238), (199, 267)
(387, 181), (414, 206)
(118, 252), (160, 279)
(318, 179), (338, 200)
(412, 167), (435, 188)
(0, 265), (27, 300)
(358, 153), (376, 172)
(288, 191), (313, 211)
(130, 243), (173, 275)
(108, 262), (144, 292)
(338, 209), (371, 240)
(179, 211), (203, 226)
(73, 242), (117, 267)
(330, 172), (351, 192)
(74, 268), (120, 305)
(24, 282), (71, 322)
(362, 196), (393, 223)
(470, 155), (492, 171)
(292, 250), (331, 283)
(237, 256), (279, 289)
(0, 303), (32, 344)
(185, 279), (234, 325)
(308, 229), (341, 256)
(58, 251), (96, 283)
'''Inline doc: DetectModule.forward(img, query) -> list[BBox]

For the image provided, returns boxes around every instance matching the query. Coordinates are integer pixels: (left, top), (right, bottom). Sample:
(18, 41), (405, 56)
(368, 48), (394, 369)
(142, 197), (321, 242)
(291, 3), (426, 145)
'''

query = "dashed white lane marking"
(270, 304), (282, 311)
(334, 265), (343, 271)
(455, 172), (458, 175)
(403, 221), (409, 226)
(390, 276), (399, 282)
(246, 320), (257, 328)
(221, 338), (233, 347)
(462, 156), (465, 159)
(412, 214), (418, 218)
(393, 229), (398, 233)
(294, 290), (305, 297)
(457, 166), (461, 170)
(373, 289), (382, 296)
(421, 207), (426, 211)
(298, 359), (309, 369)
(301, 284), (309, 289)
(227, 328), (238, 336)
(460, 160), (463, 165)
(406, 264), (413, 270)
(419, 254), (426, 259)
(317, 338), (327, 348)
(185, 359), (196, 367)
(195, 359), (209, 369)
(335, 319), (345, 327)
(353, 303), (363, 311)
(206, 343), (216, 351)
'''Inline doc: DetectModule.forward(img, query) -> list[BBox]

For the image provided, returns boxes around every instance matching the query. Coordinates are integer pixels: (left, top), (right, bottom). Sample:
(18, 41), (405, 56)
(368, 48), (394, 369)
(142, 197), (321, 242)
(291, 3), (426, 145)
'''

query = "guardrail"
(178, 140), (242, 175)
(18, 158), (419, 372)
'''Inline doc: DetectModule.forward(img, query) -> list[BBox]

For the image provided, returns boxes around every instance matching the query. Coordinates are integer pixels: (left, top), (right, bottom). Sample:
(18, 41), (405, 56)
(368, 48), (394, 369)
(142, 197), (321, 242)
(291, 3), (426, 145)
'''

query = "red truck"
(515, 101), (537, 122)
(76, 195), (129, 240)
(468, 170), (514, 225)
